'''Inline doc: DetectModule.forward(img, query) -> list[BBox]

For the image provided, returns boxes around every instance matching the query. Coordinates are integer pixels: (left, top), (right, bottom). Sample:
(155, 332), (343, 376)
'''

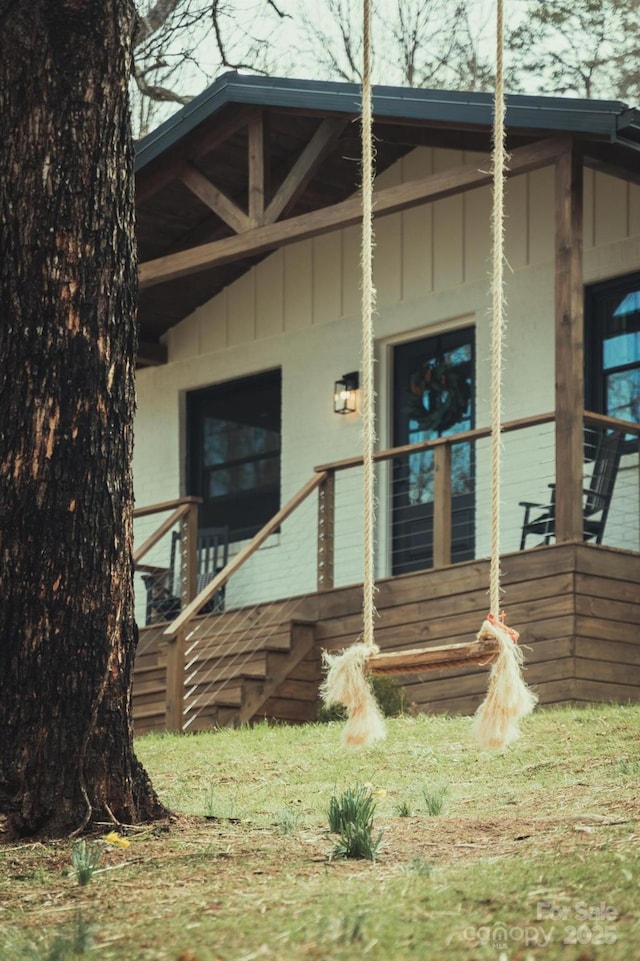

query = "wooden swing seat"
(366, 635), (500, 676)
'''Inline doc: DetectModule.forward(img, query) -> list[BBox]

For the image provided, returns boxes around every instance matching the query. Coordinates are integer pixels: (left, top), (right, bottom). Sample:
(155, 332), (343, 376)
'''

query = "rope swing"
(321, 0), (537, 749)
(470, 0), (538, 748)
(320, 0), (386, 747)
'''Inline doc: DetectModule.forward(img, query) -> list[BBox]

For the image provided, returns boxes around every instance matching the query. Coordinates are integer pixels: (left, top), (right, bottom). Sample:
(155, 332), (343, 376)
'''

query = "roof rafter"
(135, 105), (261, 206)
(140, 135), (569, 290)
(264, 117), (349, 225)
(181, 162), (252, 233)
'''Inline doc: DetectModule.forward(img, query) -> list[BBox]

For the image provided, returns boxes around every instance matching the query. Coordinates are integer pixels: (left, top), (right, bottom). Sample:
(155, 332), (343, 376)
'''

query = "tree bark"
(0, 0), (167, 838)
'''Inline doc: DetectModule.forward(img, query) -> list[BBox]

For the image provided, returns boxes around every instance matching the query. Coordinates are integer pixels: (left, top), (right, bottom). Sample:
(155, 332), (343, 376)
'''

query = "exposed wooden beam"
(248, 113), (267, 226)
(181, 162), (251, 234)
(135, 106), (260, 206)
(140, 135), (567, 289)
(264, 117), (348, 225)
(554, 139), (584, 544)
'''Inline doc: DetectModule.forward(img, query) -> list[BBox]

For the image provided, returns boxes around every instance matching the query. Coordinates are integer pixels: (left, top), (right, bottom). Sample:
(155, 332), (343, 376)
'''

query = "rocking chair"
(519, 430), (623, 550)
(142, 525), (229, 625)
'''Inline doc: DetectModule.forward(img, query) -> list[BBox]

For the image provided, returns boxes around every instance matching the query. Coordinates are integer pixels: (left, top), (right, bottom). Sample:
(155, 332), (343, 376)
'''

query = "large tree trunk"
(0, 0), (167, 838)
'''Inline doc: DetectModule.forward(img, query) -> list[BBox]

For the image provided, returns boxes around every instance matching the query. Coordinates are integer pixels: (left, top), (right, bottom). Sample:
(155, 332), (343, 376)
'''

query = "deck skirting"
(133, 543), (640, 733)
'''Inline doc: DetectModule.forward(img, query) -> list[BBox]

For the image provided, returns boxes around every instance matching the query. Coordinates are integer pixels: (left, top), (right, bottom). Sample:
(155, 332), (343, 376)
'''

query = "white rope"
(360, 0), (377, 650)
(472, 0), (538, 749)
(318, 0), (386, 746)
(489, 0), (507, 618)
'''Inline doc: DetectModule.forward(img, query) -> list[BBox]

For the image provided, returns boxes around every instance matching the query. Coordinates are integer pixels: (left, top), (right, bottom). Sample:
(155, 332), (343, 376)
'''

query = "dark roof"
(135, 73), (640, 358)
(136, 72), (640, 170)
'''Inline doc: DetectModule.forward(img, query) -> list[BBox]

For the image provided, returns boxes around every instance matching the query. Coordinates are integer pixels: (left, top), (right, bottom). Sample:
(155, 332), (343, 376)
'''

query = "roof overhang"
(135, 72), (640, 365)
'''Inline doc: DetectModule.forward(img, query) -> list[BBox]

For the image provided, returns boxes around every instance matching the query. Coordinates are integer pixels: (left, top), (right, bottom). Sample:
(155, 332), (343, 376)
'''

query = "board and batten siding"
(134, 148), (640, 612)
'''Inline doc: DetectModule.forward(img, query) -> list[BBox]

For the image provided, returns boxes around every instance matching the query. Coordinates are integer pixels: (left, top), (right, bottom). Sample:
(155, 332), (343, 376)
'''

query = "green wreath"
(403, 359), (471, 433)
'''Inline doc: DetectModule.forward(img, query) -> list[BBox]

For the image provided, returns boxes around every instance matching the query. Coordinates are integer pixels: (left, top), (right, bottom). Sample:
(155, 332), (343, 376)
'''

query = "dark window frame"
(186, 369), (282, 541)
(585, 271), (640, 454)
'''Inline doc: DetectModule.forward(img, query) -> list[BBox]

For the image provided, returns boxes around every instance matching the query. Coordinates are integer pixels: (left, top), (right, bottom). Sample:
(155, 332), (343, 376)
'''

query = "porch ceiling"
(135, 73), (640, 366)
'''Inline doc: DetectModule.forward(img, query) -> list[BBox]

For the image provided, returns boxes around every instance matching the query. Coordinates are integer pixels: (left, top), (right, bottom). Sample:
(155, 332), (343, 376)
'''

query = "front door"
(392, 327), (475, 574)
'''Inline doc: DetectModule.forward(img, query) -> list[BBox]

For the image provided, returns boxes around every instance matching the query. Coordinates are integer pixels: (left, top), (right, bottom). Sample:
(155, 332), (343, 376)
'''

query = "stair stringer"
(214, 619), (317, 727)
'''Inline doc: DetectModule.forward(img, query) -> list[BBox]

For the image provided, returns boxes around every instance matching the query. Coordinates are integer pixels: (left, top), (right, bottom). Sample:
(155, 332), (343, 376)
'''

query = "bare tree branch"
(265, 0), (290, 18)
(135, 0), (184, 46)
(129, 0), (639, 140)
(133, 67), (192, 103)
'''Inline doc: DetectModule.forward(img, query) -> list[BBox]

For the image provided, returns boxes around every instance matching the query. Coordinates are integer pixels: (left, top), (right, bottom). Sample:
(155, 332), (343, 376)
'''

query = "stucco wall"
(134, 148), (640, 609)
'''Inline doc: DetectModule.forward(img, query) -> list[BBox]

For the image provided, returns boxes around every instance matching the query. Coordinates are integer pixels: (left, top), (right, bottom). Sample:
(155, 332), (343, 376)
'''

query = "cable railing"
(132, 410), (639, 732)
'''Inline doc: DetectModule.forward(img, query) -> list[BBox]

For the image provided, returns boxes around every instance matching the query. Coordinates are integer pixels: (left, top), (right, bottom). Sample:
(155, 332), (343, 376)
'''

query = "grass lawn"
(1, 704), (639, 960)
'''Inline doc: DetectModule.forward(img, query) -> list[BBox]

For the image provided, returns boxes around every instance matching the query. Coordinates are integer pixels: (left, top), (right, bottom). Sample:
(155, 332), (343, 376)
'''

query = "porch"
(132, 411), (640, 734)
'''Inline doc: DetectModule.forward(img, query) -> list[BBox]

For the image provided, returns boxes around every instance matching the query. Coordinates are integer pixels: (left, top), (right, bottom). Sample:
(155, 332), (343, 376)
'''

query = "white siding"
(401, 148), (434, 299)
(134, 148), (640, 606)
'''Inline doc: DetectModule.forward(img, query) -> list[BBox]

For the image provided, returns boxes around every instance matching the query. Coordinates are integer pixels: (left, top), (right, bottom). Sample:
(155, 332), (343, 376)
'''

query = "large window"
(187, 370), (281, 540)
(586, 272), (640, 447)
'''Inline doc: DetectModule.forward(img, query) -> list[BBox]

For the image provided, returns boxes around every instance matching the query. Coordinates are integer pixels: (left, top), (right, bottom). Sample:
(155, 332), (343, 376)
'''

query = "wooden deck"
(132, 542), (640, 734)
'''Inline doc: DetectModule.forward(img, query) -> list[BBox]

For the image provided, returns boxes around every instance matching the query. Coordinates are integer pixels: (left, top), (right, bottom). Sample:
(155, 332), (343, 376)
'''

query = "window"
(187, 370), (281, 540)
(586, 273), (640, 449)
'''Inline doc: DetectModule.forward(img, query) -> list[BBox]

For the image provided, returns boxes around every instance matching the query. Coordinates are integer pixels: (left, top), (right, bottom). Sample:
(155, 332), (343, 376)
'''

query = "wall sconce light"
(334, 371), (359, 414)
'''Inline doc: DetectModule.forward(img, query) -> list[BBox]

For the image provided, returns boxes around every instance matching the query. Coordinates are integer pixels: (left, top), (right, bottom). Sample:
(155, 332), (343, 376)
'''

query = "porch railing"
(133, 410), (639, 731)
(314, 409), (639, 586)
(314, 411), (557, 583)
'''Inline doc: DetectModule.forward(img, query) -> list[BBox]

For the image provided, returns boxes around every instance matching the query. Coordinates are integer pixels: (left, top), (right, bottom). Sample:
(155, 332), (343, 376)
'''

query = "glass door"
(392, 327), (475, 574)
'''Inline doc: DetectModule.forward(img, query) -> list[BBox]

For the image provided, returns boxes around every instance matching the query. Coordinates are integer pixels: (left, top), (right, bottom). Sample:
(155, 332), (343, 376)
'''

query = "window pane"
(408, 449), (434, 505)
(586, 274), (640, 437)
(603, 330), (640, 371)
(606, 368), (640, 424)
(452, 443), (473, 496)
(203, 419), (280, 467)
(187, 370), (281, 538)
(613, 289), (640, 317)
(208, 468), (230, 498)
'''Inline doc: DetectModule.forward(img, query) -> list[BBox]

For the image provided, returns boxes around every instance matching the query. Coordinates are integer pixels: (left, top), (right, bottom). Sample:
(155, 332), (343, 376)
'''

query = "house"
(132, 72), (640, 734)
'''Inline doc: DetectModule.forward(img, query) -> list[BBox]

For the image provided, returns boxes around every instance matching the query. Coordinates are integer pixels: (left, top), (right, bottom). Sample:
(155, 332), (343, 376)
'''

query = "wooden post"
(317, 470), (335, 590)
(180, 501), (199, 606)
(248, 113), (267, 227)
(433, 442), (452, 567)
(554, 141), (584, 543)
(165, 629), (186, 732)
(166, 503), (197, 732)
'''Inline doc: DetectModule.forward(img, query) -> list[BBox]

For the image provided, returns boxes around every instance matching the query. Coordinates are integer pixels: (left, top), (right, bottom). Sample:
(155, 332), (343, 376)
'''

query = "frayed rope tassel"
(321, 643), (386, 747)
(472, 613), (538, 750)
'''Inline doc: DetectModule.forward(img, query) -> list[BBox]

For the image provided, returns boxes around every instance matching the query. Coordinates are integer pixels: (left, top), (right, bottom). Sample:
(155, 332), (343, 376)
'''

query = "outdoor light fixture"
(334, 371), (359, 414)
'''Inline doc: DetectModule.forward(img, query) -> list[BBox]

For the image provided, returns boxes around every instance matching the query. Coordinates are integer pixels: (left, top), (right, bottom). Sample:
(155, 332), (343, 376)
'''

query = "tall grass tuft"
(423, 783), (448, 816)
(395, 798), (412, 817)
(70, 840), (101, 887)
(328, 785), (383, 861)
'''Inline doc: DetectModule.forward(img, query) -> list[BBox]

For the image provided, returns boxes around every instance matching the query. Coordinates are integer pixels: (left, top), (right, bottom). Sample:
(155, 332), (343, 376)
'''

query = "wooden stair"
(182, 619), (318, 730)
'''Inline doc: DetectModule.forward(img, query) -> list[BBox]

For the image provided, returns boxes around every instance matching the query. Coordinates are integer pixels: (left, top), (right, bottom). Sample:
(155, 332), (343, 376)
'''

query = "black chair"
(141, 531), (182, 625)
(519, 431), (624, 550)
(196, 526), (230, 614)
(142, 525), (229, 624)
